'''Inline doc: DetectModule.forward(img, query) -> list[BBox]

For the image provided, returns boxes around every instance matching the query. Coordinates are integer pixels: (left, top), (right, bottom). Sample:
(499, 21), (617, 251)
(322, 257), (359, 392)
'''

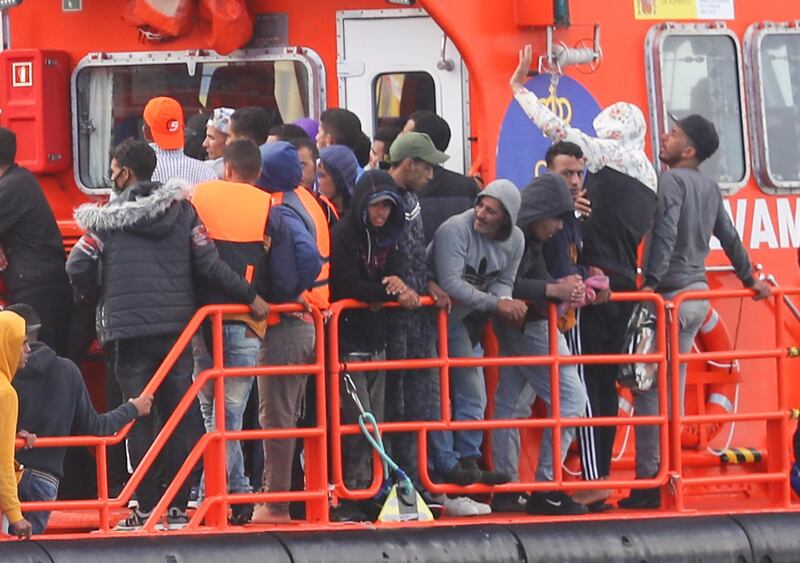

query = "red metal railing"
(326, 292), (671, 501)
(8, 287), (799, 538)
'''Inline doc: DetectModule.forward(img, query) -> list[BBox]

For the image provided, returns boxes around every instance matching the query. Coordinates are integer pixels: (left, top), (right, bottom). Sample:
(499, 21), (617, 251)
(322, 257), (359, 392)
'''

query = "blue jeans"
(492, 319), (587, 482)
(429, 319), (487, 475)
(194, 324), (260, 494)
(18, 468), (59, 534)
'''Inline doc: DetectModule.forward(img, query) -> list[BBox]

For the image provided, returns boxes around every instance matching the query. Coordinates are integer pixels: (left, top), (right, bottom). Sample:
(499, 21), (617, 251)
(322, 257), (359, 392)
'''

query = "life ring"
(680, 307), (739, 448)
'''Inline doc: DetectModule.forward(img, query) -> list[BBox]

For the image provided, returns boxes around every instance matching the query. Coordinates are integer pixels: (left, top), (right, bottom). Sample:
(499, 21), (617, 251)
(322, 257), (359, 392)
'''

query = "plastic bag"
(618, 303), (658, 391)
(198, 0), (253, 55)
(122, 0), (195, 39)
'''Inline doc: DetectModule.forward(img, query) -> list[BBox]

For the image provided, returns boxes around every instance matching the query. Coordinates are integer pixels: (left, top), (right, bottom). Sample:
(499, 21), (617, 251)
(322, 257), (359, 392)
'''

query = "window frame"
(645, 23), (751, 194)
(744, 22), (800, 194)
(371, 70), (438, 133)
(70, 46), (326, 195)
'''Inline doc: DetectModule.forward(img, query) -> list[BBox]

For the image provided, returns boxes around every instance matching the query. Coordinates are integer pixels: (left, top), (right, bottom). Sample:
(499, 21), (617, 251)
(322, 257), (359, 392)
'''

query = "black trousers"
(106, 334), (193, 512)
(577, 296), (636, 480)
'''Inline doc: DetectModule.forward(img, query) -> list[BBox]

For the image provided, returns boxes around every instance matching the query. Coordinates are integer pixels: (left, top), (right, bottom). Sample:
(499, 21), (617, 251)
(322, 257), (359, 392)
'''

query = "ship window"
(745, 26), (800, 192)
(373, 71), (435, 131)
(74, 51), (320, 193)
(647, 28), (749, 192)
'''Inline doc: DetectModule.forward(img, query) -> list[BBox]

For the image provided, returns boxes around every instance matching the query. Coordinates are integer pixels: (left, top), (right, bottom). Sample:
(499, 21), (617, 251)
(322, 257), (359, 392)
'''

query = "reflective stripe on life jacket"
(271, 187), (331, 311)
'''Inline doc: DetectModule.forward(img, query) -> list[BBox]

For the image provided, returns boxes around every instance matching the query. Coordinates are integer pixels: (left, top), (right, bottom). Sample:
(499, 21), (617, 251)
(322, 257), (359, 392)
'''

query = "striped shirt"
(151, 146), (217, 187)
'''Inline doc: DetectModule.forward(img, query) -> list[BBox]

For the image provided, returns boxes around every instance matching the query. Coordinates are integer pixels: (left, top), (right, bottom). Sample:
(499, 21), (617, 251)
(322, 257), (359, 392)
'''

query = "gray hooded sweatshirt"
(427, 179), (525, 323)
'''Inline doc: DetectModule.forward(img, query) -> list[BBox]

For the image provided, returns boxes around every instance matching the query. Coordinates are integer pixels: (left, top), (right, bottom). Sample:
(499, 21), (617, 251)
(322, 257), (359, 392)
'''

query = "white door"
(337, 8), (470, 173)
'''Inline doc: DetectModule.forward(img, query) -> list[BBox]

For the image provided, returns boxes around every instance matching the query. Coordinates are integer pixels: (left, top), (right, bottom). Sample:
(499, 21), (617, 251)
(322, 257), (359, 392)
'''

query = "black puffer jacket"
(331, 171), (406, 355)
(67, 180), (254, 344)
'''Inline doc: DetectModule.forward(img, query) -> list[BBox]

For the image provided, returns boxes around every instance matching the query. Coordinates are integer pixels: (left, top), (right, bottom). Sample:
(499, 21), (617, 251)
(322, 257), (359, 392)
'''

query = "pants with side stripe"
(576, 300), (636, 480)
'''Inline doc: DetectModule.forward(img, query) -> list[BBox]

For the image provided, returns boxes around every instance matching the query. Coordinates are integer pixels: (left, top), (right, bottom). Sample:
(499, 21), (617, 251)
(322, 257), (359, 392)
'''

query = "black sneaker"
(491, 492), (528, 513)
(443, 462), (481, 486)
(230, 503), (254, 525)
(114, 508), (152, 531)
(526, 491), (589, 515)
(618, 487), (660, 509)
(460, 458), (511, 485)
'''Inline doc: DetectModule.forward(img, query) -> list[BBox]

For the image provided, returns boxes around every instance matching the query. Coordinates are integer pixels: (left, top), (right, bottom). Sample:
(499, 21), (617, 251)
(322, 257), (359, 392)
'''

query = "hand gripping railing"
(13, 302), (327, 534)
(327, 292), (671, 505)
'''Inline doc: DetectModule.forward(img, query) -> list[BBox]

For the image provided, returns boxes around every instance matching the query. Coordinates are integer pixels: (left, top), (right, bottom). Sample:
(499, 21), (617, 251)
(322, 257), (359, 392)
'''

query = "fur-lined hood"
(74, 179), (190, 237)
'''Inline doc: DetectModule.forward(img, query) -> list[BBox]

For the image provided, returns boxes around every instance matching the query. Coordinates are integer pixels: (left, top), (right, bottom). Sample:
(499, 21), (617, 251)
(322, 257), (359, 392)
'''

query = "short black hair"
(354, 131), (371, 168)
(184, 112), (210, 160)
(111, 139), (157, 181)
(544, 141), (584, 168)
(290, 137), (319, 160)
(374, 126), (402, 147)
(223, 139), (261, 182)
(4, 303), (41, 335)
(230, 107), (273, 145)
(407, 111), (451, 152)
(319, 108), (362, 150)
(0, 127), (17, 167)
(269, 123), (309, 141)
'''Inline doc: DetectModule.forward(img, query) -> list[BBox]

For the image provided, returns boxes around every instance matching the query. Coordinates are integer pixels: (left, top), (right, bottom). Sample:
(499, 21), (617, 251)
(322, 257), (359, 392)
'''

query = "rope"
(343, 373), (414, 497)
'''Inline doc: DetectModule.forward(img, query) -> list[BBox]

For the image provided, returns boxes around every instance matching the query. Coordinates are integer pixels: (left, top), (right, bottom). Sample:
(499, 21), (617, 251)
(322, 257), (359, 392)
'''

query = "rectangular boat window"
(74, 51), (319, 192)
(745, 25), (800, 192)
(373, 71), (435, 131)
(646, 26), (749, 192)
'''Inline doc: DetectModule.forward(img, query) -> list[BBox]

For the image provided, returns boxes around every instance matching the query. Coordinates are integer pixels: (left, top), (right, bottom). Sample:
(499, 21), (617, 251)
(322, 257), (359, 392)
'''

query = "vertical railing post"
(548, 303), (563, 484)
(203, 311), (228, 528)
(770, 289), (790, 505)
(306, 308), (329, 522)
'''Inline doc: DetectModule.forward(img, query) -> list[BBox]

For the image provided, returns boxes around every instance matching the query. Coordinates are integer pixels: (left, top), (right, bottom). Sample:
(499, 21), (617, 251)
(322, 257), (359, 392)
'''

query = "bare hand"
(249, 295), (270, 320)
(510, 44), (533, 91)
(751, 279), (771, 301)
(640, 286), (654, 293)
(0, 245), (7, 271)
(382, 276), (406, 296)
(496, 298), (528, 323)
(594, 288), (612, 305)
(575, 190), (591, 217)
(427, 281), (452, 312)
(16, 430), (36, 449)
(129, 393), (153, 417)
(398, 288), (421, 309)
(546, 274), (584, 302)
(9, 518), (33, 539)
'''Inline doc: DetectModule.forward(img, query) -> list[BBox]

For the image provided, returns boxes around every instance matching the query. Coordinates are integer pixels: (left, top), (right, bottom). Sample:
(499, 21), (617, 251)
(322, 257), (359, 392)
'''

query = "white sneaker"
(444, 496), (492, 517)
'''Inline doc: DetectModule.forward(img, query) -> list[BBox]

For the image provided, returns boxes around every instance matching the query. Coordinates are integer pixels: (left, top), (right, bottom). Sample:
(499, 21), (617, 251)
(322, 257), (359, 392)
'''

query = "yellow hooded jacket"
(0, 311), (25, 524)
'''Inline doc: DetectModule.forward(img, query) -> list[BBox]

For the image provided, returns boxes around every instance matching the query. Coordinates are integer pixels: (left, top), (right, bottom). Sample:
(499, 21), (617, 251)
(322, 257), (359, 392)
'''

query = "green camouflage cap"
(388, 132), (449, 165)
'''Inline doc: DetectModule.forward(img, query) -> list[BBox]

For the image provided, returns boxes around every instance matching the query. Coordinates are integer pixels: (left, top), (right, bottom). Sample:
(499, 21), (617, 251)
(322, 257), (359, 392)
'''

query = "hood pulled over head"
(475, 179), (521, 241)
(349, 170), (406, 248)
(517, 172), (574, 233)
(0, 311), (25, 383)
(256, 141), (302, 193)
(592, 102), (647, 151)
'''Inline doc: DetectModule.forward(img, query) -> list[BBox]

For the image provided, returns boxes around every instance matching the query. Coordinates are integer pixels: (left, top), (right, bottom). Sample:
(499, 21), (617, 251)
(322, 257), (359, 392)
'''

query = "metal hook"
(437, 34), (455, 72)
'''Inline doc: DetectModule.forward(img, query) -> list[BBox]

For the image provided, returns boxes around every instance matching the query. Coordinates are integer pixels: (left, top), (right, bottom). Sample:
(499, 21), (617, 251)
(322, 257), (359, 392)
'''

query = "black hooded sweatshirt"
(13, 341), (138, 479)
(330, 171), (406, 355)
(513, 173), (575, 322)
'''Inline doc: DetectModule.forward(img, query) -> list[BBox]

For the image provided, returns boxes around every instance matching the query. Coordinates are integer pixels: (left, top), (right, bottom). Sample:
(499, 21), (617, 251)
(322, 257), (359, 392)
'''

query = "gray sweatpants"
(632, 282), (709, 478)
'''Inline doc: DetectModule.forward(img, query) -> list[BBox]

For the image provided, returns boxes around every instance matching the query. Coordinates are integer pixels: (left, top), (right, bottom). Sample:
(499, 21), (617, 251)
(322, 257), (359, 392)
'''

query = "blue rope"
(357, 412), (414, 497)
